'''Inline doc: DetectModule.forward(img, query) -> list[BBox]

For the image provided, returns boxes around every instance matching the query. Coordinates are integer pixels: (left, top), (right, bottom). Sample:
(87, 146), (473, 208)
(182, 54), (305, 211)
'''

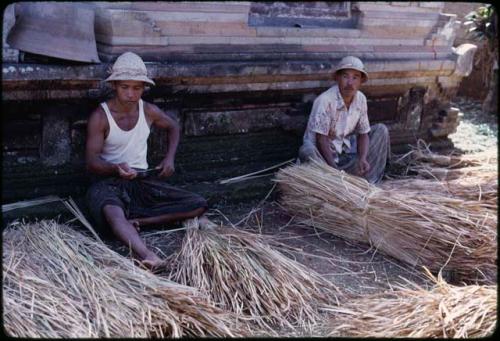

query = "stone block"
(418, 2), (444, 9)
(183, 107), (288, 136)
(390, 2), (411, 7)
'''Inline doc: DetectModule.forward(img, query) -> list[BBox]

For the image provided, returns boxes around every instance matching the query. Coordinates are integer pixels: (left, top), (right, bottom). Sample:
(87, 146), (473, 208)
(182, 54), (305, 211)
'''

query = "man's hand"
(357, 157), (371, 176)
(157, 157), (175, 178)
(117, 162), (137, 180)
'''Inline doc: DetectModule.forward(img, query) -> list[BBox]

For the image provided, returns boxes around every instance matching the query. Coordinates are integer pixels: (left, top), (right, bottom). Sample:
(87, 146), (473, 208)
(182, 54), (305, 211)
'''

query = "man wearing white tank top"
(85, 52), (209, 271)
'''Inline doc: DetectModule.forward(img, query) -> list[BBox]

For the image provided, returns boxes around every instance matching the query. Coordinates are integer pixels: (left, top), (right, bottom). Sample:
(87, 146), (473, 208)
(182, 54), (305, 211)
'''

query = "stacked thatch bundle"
(323, 269), (497, 338)
(2, 220), (243, 338)
(275, 160), (497, 284)
(167, 218), (340, 334)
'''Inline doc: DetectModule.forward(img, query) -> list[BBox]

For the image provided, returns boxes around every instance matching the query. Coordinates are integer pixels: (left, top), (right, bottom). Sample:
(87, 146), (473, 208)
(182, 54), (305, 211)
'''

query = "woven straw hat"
(334, 56), (368, 83)
(105, 52), (155, 85)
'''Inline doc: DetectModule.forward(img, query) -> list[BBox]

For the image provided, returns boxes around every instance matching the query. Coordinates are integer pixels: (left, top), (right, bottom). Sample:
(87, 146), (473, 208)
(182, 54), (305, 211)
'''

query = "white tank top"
(100, 99), (150, 170)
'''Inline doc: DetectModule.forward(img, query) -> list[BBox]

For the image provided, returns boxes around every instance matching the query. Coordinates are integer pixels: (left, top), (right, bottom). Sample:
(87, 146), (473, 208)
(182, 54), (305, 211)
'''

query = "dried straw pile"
(385, 143), (497, 208)
(410, 140), (498, 168)
(2, 220), (242, 338)
(167, 219), (340, 334)
(275, 160), (497, 283)
(408, 144), (497, 169)
(412, 164), (497, 181)
(323, 269), (497, 338)
(396, 142), (497, 181)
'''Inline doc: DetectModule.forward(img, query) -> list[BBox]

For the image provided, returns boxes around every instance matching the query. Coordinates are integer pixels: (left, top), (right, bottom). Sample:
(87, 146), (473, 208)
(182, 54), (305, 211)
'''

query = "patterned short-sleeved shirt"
(303, 84), (370, 159)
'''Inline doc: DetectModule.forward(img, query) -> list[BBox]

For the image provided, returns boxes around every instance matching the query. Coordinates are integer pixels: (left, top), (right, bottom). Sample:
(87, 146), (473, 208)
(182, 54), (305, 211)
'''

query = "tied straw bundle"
(2, 220), (242, 338)
(323, 268), (496, 338)
(275, 160), (497, 284)
(167, 218), (340, 334)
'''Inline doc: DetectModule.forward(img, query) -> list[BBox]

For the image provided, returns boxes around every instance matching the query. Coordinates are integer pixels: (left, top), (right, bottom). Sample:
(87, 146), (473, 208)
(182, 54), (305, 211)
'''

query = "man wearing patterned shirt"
(298, 56), (390, 183)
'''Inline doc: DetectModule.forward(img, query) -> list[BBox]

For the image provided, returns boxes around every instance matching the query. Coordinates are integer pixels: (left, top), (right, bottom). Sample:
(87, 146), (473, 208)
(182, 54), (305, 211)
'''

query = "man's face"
(336, 69), (363, 98)
(113, 80), (145, 103)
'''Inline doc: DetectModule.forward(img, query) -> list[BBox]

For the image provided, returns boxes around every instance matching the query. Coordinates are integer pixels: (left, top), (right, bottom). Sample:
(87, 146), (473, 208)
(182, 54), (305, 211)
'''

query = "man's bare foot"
(198, 215), (218, 230)
(140, 252), (166, 273)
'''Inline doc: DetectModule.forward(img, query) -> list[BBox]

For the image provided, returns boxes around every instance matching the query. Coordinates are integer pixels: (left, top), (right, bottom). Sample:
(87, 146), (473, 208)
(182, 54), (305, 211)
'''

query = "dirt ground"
(106, 96), (497, 297)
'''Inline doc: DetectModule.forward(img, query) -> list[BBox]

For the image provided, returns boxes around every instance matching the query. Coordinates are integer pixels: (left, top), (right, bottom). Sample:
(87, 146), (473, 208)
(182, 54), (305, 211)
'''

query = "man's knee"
(193, 206), (207, 216)
(371, 123), (389, 136)
(298, 144), (319, 163)
(193, 195), (208, 211)
(102, 204), (127, 222)
(370, 123), (390, 145)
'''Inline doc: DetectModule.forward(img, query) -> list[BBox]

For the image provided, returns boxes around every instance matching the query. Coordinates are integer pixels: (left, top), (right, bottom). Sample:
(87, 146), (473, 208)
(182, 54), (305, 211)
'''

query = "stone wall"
(2, 1), (476, 207)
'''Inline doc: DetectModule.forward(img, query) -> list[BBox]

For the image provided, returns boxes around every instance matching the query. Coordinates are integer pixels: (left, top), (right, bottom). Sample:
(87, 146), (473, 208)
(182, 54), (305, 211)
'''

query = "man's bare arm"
(316, 133), (337, 167)
(145, 103), (180, 177)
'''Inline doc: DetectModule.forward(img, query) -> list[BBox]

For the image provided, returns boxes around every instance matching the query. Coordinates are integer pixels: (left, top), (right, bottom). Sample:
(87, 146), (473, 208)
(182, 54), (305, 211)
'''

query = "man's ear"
(333, 72), (339, 82)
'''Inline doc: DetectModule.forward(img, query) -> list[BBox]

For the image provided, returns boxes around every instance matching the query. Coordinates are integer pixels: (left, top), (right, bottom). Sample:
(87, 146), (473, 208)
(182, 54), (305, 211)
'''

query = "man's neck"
(341, 95), (354, 109)
(111, 98), (139, 115)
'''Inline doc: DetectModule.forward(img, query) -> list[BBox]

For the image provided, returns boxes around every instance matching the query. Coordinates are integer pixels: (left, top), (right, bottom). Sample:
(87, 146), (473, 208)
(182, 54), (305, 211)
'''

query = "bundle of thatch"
(379, 175), (497, 209)
(2, 220), (242, 338)
(167, 218), (340, 334)
(275, 160), (497, 284)
(323, 269), (497, 338)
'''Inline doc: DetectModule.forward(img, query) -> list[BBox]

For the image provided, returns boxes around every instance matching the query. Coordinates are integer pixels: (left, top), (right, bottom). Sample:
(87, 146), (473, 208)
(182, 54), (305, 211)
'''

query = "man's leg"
(102, 204), (164, 269)
(128, 179), (210, 230)
(298, 143), (327, 163)
(129, 206), (206, 228)
(364, 123), (390, 183)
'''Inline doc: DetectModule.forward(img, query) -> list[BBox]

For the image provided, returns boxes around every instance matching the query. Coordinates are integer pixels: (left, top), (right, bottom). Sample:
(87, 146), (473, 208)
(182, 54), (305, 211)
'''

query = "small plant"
(464, 4), (498, 114)
(464, 4), (497, 44)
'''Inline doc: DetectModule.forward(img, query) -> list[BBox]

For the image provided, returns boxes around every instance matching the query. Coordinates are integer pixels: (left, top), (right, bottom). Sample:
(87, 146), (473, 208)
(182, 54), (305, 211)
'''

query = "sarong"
(86, 175), (208, 231)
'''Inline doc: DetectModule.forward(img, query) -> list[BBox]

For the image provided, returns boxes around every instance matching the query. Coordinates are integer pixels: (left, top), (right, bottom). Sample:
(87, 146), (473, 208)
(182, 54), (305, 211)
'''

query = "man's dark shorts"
(86, 176), (208, 232)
